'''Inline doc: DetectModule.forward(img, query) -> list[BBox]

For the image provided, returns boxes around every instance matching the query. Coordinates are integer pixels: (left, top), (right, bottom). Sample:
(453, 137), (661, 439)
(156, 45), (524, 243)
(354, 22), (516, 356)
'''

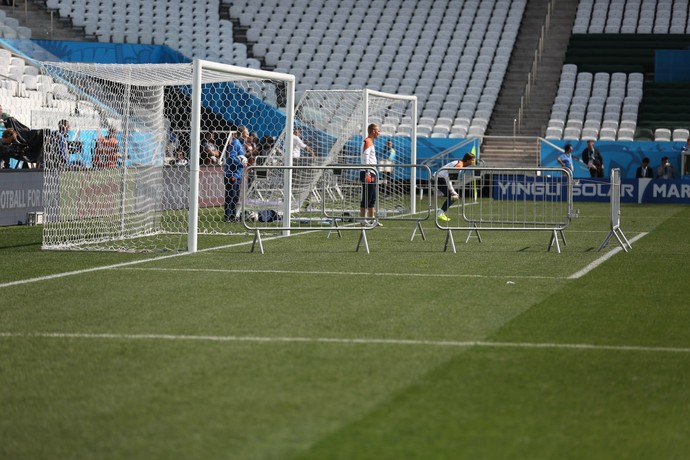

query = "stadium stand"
(24, 0), (529, 139)
(545, 0), (690, 141)
(0, 0), (688, 150)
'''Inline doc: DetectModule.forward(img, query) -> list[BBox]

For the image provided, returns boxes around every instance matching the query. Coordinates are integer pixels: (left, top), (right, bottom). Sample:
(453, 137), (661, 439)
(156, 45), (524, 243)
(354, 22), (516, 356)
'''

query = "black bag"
(258, 210), (280, 222)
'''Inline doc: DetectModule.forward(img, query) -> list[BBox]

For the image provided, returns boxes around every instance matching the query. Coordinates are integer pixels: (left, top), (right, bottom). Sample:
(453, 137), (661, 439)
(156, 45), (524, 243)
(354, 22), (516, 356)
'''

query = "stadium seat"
(672, 129), (689, 142)
(584, 119), (601, 130)
(601, 120), (619, 131)
(619, 119), (637, 131)
(654, 128), (672, 142)
(581, 127), (599, 141)
(545, 127), (563, 140)
(599, 127), (617, 141)
(467, 125), (486, 138)
(617, 128), (635, 141)
(563, 127), (581, 140)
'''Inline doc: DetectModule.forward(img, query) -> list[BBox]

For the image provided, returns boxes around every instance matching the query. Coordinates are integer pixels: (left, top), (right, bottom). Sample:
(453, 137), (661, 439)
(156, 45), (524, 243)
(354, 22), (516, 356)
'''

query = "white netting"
(245, 89), (417, 218)
(39, 61), (293, 252)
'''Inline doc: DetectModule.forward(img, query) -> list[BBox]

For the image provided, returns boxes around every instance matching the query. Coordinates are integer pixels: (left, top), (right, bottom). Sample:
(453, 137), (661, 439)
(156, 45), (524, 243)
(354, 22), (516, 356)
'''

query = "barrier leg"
(356, 228), (370, 254)
(327, 218), (343, 239)
(559, 229), (567, 246)
(598, 228), (631, 252)
(410, 220), (426, 241)
(617, 228), (632, 251)
(547, 229), (561, 253)
(251, 229), (264, 254)
(465, 222), (482, 243)
(444, 229), (457, 254)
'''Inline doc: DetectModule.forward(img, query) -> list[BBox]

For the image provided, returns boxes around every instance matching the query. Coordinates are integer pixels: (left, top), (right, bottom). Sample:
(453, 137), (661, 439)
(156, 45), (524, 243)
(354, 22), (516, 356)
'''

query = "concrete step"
(487, 0), (580, 137)
(0, 4), (91, 41)
(479, 136), (543, 167)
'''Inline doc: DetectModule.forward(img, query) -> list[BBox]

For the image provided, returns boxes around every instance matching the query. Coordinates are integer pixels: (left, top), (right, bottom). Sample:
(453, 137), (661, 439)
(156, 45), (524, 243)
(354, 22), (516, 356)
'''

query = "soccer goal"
(39, 59), (295, 252)
(244, 89), (418, 220)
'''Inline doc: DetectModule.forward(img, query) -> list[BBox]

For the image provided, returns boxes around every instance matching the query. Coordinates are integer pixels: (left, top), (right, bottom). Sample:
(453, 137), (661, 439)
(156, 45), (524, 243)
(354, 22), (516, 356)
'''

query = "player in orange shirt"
(93, 127), (121, 168)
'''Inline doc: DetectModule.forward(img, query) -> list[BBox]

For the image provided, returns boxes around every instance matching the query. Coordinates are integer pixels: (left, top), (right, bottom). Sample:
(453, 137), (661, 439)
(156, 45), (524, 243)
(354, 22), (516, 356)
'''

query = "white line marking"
(119, 267), (563, 280)
(0, 229), (647, 288)
(568, 232), (648, 279)
(0, 234), (291, 289)
(1, 332), (688, 354)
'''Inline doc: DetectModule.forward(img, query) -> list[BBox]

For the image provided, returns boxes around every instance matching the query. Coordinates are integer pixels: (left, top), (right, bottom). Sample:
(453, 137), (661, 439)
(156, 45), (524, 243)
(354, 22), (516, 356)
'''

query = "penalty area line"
(1, 331), (689, 354)
(568, 232), (648, 279)
(119, 267), (563, 280)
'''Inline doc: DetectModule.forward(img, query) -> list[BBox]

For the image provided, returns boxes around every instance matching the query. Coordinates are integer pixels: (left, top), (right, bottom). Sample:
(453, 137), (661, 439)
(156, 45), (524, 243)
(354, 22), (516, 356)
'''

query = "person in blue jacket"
(224, 125), (249, 222)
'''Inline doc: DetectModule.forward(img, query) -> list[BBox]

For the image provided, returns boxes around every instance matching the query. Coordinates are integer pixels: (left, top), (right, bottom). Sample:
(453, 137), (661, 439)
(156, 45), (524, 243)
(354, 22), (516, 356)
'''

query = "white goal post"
(39, 59), (295, 253)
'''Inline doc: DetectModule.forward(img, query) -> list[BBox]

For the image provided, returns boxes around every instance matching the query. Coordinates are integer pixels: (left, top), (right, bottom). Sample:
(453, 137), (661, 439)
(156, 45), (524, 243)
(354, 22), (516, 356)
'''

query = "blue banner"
(488, 174), (690, 204)
(571, 178), (690, 203)
(540, 140), (687, 180)
(2, 39), (189, 64)
(492, 175), (568, 200)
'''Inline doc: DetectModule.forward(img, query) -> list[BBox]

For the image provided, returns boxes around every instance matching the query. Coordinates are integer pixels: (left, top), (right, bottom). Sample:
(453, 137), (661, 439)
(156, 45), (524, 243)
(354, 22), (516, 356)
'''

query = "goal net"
(39, 60), (294, 252)
(244, 89), (417, 219)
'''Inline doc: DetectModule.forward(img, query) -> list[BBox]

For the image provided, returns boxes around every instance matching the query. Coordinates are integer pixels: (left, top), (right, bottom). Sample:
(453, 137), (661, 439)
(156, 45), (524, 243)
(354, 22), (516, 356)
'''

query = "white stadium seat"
(655, 128), (672, 142)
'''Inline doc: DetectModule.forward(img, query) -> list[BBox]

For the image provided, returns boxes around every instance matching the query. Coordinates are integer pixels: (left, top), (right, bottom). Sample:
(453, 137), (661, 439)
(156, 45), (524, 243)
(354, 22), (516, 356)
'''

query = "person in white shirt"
(657, 156), (675, 179)
(292, 128), (315, 163)
(435, 152), (476, 222)
(360, 123), (382, 226)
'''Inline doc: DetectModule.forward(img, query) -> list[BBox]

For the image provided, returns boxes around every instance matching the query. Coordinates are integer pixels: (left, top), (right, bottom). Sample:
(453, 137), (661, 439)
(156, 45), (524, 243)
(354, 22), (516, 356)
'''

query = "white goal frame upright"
(39, 59), (295, 253)
(187, 60), (295, 252)
(244, 88), (418, 234)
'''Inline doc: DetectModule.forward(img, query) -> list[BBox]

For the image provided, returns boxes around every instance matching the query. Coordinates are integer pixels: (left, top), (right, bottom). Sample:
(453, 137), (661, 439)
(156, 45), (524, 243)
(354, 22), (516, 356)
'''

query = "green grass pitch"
(1, 202), (689, 459)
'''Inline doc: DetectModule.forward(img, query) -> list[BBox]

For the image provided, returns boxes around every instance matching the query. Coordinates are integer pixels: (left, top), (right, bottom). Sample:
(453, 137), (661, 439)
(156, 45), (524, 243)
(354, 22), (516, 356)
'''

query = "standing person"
(256, 135), (275, 165)
(435, 152), (476, 222)
(47, 119), (71, 169)
(360, 123), (382, 226)
(292, 128), (315, 164)
(174, 150), (188, 166)
(635, 157), (654, 178)
(0, 128), (18, 168)
(200, 131), (220, 165)
(657, 156), (676, 179)
(92, 126), (121, 168)
(245, 132), (258, 161)
(581, 139), (604, 177)
(385, 139), (395, 162)
(557, 143), (575, 173)
(380, 139), (396, 196)
(224, 125), (249, 222)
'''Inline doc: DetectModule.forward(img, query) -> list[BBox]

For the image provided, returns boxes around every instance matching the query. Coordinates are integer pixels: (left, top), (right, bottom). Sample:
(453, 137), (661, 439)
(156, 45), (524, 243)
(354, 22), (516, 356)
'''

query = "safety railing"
(433, 166), (575, 253)
(598, 168), (631, 252)
(241, 164), (432, 253)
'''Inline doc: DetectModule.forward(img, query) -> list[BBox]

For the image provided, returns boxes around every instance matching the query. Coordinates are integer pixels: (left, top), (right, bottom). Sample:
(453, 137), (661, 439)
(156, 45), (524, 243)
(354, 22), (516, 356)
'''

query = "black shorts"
(360, 170), (377, 208)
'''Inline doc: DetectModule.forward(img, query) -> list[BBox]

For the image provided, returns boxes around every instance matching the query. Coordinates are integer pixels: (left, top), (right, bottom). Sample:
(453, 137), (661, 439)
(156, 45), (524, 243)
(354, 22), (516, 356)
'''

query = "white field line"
(119, 267), (562, 280)
(1, 331), (689, 354)
(568, 232), (648, 279)
(0, 234), (293, 289)
(0, 229), (647, 289)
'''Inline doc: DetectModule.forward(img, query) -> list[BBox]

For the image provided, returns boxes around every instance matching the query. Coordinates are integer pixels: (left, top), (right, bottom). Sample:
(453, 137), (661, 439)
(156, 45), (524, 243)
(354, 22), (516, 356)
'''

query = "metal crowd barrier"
(433, 166), (576, 253)
(241, 164), (431, 253)
(598, 168), (631, 252)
